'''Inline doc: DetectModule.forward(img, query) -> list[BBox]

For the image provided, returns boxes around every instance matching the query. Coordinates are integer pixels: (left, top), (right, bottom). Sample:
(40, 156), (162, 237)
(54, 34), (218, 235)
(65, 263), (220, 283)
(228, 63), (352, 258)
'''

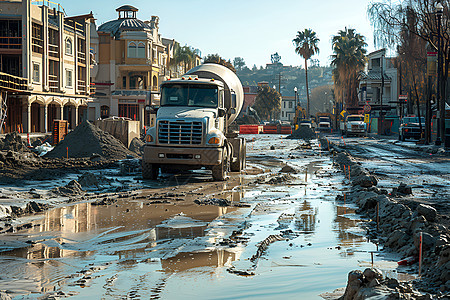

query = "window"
(100, 105), (109, 119)
(119, 103), (139, 120)
(137, 42), (145, 58)
(127, 42), (137, 58)
(289, 101), (293, 108)
(284, 102), (286, 108)
(31, 23), (43, 53)
(32, 63), (40, 83)
(127, 41), (145, 58)
(282, 111), (284, 118)
(65, 69), (73, 87)
(130, 75), (145, 90)
(65, 38), (72, 55)
(122, 76), (127, 89)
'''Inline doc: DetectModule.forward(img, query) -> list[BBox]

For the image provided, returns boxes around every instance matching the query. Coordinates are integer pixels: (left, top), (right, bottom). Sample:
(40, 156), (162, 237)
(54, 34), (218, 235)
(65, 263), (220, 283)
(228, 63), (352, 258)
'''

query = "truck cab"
(341, 115), (367, 137)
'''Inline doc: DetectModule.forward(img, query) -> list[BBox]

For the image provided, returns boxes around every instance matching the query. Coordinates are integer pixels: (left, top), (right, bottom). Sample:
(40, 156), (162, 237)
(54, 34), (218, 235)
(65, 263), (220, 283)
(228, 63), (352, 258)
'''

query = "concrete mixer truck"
(142, 63), (246, 181)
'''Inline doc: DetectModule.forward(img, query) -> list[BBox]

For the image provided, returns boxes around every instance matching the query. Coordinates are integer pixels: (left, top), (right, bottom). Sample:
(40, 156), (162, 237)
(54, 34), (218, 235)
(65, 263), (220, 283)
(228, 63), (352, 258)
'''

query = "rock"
(280, 164), (298, 173)
(396, 182), (412, 195)
(352, 174), (378, 188)
(363, 268), (383, 282)
(78, 173), (100, 188)
(270, 145), (275, 150)
(413, 232), (436, 251)
(129, 137), (145, 156)
(341, 270), (363, 300)
(417, 204), (437, 222)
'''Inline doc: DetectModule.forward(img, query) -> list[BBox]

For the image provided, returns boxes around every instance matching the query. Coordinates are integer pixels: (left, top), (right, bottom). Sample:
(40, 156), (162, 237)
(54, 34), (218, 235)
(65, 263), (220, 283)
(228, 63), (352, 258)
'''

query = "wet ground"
(0, 135), (417, 299)
(326, 135), (450, 223)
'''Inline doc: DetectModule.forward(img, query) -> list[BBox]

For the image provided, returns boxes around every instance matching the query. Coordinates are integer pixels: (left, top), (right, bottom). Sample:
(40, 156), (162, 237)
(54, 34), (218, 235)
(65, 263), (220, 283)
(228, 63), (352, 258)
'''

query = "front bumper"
(143, 145), (223, 166)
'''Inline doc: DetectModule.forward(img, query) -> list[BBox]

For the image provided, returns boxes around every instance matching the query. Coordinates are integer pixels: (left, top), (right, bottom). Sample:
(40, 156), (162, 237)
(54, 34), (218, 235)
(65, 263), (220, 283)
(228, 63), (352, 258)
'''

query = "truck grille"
(158, 120), (203, 145)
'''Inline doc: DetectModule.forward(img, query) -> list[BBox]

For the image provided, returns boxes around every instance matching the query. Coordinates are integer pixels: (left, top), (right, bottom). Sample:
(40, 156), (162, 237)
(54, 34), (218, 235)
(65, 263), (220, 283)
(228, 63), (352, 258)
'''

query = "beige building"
(89, 5), (170, 128)
(0, 0), (93, 133)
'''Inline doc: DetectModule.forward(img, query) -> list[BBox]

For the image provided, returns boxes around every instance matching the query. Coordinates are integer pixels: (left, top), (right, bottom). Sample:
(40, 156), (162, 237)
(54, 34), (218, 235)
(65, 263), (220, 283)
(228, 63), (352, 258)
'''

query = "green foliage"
(203, 54), (236, 73)
(293, 28), (320, 116)
(233, 57), (246, 71)
(293, 29), (320, 61)
(331, 28), (367, 109)
(253, 85), (281, 120)
(172, 44), (197, 73)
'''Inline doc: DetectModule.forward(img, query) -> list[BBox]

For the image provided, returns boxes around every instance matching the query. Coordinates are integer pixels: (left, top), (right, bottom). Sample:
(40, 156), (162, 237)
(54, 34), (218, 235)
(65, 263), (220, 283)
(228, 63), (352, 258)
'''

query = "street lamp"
(436, 2), (444, 145)
(294, 87), (298, 106)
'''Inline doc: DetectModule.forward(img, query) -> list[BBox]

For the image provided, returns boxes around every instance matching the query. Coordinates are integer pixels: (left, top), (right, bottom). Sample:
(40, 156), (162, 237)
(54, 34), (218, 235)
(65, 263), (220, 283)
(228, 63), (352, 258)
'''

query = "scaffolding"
(0, 91), (6, 133)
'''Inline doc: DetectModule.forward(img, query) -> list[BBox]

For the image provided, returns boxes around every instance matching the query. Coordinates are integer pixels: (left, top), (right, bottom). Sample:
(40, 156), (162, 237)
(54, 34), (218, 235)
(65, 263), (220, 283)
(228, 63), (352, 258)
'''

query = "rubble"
(287, 127), (316, 140)
(45, 120), (137, 160)
(280, 164), (299, 173)
(51, 180), (85, 197)
(331, 146), (450, 295)
(129, 137), (145, 156)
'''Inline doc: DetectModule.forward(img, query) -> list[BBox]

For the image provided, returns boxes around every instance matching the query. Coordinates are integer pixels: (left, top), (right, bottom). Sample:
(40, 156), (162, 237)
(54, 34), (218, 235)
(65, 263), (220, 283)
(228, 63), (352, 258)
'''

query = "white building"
(280, 96), (296, 122)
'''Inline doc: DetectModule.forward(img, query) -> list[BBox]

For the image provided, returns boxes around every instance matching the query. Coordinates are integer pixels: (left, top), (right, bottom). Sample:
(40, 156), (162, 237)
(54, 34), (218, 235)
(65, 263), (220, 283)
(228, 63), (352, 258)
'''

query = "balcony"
(77, 52), (86, 65)
(0, 37), (22, 49)
(49, 44), (59, 59)
(77, 79), (87, 94)
(49, 75), (59, 93)
(0, 72), (28, 91)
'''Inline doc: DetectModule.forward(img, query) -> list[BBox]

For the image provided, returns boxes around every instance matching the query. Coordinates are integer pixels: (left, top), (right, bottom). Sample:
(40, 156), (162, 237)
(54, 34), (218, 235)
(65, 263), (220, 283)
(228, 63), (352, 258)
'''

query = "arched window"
(65, 38), (72, 55)
(127, 41), (137, 58)
(137, 42), (145, 58)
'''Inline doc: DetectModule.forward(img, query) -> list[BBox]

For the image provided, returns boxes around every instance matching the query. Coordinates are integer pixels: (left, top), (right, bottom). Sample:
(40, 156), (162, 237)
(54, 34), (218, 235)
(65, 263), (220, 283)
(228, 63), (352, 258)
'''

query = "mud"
(0, 134), (447, 299)
(324, 135), (450, 297)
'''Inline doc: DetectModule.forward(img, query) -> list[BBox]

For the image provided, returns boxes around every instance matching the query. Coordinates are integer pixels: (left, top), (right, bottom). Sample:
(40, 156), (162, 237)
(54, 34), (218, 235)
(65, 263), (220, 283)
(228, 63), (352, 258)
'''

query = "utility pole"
(436, 3), (444, 145)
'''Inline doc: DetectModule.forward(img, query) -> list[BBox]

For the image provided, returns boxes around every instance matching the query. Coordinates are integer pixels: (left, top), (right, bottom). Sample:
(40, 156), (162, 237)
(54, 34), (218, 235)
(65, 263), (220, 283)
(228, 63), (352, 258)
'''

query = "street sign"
(363, 104), (371, 113)
(364, 114), (370, 123)
(399, 95), (407, 103)
(340, 110), (347, 118)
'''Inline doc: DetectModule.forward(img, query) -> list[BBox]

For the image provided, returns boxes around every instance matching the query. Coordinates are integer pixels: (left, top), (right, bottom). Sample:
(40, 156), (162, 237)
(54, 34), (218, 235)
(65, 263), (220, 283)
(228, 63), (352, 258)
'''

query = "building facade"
(89, 5), (169, 128)
(280, 96), (296, 122)
(0, 0), (93, 133)
(359, 49), (398, 115)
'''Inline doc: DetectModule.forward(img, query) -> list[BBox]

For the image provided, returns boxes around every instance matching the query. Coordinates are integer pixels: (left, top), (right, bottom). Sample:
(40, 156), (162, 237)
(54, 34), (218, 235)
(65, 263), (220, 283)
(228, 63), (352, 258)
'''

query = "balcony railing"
(0, 37), (22, 49)
(77, 52), (86, 64)
(49, 74), (58, 93)
(49, 44), (59, 58)
(77, 80), (86, 93)
(0, 72), (28, 91)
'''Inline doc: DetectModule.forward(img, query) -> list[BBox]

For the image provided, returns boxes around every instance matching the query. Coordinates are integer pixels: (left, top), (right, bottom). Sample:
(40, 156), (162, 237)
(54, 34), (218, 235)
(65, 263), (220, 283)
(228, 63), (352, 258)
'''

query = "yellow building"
(89, 5), (169, 128)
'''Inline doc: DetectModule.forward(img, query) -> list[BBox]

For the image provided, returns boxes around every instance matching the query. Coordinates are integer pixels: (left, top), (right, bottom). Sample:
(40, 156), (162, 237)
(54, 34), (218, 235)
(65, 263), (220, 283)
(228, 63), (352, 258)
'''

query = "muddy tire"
(142, 162), (159, 180)
(212, 147), (229, 181)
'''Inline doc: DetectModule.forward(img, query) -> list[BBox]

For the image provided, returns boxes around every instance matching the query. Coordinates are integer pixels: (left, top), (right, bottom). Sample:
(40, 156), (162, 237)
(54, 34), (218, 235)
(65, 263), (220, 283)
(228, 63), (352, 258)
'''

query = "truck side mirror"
(218, 108), (227, 117)
(231, 93), (237, 108)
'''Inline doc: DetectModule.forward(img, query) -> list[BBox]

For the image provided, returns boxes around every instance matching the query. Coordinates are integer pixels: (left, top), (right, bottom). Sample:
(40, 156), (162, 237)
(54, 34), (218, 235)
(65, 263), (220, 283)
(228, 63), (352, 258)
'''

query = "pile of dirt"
(129, 137), (145, 156)
(287, 127), (316, 140)
(0, 132), (30, 152)
(45, 121), (137, 160)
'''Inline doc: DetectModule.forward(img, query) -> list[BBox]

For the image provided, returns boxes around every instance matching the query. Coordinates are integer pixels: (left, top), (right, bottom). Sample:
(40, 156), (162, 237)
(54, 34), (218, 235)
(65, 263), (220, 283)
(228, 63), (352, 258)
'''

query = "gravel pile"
(0, 132), (29, 152)
(287, 127), (316, 140)
(45, 121), (136, 160)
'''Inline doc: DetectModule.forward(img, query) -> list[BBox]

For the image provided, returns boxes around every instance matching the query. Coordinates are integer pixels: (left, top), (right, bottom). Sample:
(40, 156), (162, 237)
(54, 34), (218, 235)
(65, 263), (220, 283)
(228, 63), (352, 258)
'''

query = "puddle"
(0, 135), (410, 299)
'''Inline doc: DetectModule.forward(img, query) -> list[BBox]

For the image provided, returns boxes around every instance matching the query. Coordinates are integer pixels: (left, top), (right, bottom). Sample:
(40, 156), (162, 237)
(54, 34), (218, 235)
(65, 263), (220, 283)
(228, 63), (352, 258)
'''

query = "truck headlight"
(145, 135), (153, 142)
(208, 137), (220, 144)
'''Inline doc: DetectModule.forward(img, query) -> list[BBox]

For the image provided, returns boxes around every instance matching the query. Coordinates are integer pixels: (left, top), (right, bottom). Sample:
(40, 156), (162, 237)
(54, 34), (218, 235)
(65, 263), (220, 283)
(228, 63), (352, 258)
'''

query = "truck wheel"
(142, 162), (159, 180)
(212, 147), (229, 181)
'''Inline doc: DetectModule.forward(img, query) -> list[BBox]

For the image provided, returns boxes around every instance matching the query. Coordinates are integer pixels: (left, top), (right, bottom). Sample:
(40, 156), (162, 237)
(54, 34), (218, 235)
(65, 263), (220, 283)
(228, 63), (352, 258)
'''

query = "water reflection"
(294, 200), (317, 233)
(334, 205), (366, 248)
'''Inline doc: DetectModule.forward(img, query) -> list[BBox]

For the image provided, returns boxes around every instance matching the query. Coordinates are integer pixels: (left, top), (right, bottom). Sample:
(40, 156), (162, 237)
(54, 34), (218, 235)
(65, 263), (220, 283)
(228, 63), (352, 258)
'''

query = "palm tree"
(331, 28), (367, 110)
(171, 45), (196, 73)
(293, 29), (320, 118)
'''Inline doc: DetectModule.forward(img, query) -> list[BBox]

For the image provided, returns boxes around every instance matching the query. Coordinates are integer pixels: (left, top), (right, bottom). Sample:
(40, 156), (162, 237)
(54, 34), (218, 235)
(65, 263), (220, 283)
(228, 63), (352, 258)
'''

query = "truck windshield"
(347, 116), (364, 122)
(403, 117), (424, 123)
(160, 83), (218, 108)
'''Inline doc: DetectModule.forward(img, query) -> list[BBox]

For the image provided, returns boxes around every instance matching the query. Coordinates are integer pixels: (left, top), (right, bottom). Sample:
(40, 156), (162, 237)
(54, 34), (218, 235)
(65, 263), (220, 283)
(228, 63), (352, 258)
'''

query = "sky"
(58, 0), (377, 68)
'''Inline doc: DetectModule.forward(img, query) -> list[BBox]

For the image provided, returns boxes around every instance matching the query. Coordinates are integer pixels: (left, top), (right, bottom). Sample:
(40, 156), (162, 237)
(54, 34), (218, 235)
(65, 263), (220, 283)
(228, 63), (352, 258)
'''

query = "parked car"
(399, 116), (425, 141)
